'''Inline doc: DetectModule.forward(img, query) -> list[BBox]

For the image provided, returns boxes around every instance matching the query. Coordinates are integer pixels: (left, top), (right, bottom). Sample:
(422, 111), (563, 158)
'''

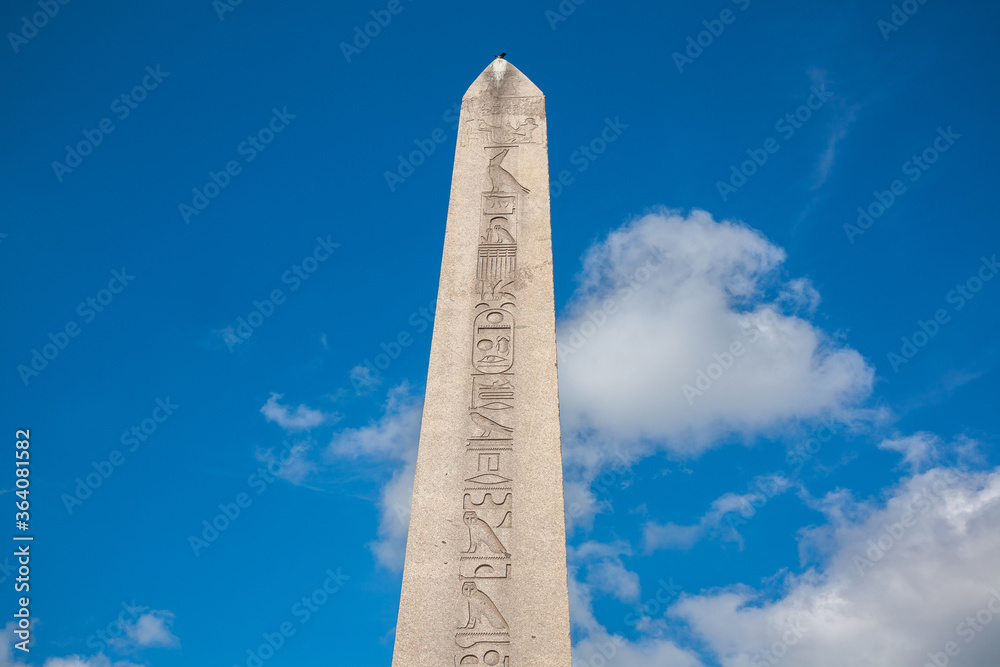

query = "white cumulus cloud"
(558, 209), (873, 454)
(326, 383), (423, 570)
(669, 461), (1000, 667)
(568, 452), (1000, 667)
(556, 209), (875, 530)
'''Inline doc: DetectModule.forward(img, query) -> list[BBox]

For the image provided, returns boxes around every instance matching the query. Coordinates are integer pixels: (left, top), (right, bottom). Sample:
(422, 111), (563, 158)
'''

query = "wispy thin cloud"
(260, 392), (337, 432)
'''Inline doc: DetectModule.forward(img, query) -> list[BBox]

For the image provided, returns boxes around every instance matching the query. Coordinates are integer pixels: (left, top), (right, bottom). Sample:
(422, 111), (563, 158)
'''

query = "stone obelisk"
(391, 59), (571, 666)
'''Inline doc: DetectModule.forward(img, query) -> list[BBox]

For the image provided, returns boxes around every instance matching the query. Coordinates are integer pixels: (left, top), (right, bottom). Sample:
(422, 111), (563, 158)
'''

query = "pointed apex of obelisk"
(463, 58), (544, 101)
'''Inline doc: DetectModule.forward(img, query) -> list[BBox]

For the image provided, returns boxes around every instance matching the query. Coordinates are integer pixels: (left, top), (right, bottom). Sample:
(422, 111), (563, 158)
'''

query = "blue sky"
(3, 0), (1000, 665)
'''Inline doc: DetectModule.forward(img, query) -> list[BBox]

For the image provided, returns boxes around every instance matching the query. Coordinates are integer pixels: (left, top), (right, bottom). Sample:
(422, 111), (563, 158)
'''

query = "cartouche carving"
(472, 310), (514, 374)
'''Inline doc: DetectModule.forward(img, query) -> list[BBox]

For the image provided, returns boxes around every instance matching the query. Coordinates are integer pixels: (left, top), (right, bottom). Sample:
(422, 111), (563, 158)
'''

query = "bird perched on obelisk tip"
(390, 59), (571, 666)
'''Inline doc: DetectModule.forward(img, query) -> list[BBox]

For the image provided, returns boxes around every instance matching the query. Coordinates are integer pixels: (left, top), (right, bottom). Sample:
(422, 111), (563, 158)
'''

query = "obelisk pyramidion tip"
(491, 58), (508, 84)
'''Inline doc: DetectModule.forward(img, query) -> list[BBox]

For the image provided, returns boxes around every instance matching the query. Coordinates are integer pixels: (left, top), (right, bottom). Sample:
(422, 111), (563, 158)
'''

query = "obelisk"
(391, 59), (572, 666)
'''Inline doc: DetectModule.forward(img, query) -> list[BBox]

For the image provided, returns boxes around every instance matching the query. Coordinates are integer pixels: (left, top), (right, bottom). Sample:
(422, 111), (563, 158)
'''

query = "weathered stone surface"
(391, 60), (571, 666)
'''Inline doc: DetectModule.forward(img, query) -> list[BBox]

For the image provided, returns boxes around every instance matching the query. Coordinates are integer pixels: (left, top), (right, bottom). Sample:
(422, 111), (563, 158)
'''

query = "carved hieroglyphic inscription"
(461, 97), (544, 147)
(388, 60), (569, 667)
(472, 376), (514, 411)
(455, 103), (538, 664)
(473, 309), (514, 374)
